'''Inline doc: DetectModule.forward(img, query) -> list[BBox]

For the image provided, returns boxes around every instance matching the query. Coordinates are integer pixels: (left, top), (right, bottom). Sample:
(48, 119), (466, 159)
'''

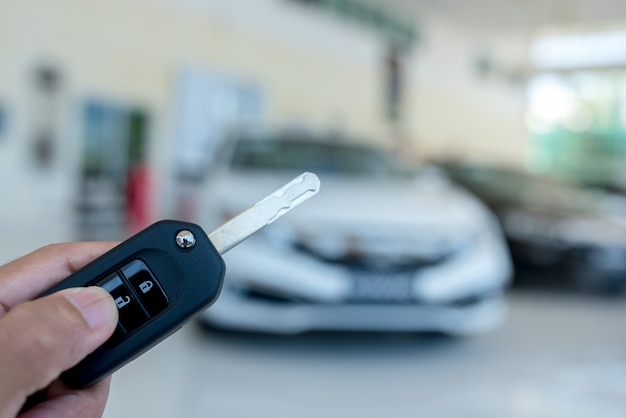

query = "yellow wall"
(0, 0), (530, 258)
(0, 0), (531, 170)
(407, 18), (529, 166)
(0, 0), (386, 138)
(0, 0), (389, 258)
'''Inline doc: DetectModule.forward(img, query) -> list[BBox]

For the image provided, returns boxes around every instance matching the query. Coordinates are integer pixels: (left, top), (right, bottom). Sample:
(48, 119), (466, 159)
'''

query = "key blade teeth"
(266, 188), (318, 224)
(208, 172), (320, 255)
(261, 172), (321, 224)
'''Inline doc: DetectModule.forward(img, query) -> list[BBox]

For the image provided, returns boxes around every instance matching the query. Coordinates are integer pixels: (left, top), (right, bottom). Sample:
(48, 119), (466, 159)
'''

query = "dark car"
(440, 163), (626, 293)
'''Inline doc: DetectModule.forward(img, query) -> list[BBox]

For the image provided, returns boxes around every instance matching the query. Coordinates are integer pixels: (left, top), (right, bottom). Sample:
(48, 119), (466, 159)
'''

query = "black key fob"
(40, 220), (225, 388)
(37, 172), (320, 389)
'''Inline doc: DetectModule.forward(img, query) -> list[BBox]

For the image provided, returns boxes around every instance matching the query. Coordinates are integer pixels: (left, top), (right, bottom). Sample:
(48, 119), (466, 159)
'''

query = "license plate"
(351, 272), (415, 302)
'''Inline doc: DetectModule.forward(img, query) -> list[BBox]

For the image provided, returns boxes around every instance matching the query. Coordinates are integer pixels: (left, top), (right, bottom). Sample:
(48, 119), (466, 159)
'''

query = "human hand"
(0, 243), (119, 418)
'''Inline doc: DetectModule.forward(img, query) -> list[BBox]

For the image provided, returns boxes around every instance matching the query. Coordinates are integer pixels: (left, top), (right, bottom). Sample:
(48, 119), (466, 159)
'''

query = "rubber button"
(97, 272), (148, 334)
(121, 260), (169, 317)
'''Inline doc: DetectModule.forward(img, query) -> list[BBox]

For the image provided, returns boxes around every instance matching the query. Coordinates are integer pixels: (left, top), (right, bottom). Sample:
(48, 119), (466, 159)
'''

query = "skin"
(0, 243), (119, 418)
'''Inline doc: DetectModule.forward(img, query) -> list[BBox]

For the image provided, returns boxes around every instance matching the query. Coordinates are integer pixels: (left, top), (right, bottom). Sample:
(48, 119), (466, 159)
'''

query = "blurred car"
(197, 130), (512, 335)
(440, 163), (626, 293)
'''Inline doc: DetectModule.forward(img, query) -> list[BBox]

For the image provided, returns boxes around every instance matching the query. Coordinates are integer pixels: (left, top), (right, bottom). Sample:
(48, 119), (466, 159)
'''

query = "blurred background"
(3, 0), (626, 416)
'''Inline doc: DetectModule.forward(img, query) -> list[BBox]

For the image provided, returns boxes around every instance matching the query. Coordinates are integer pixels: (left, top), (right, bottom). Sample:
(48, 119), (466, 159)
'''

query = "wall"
(0, 0), (530, 260)
(407, 16), (530, 166)
(0, 0), (386, 260)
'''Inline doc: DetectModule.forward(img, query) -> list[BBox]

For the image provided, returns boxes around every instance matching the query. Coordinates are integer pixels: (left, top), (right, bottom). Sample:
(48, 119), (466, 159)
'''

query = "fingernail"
(66, 287), (118, 329)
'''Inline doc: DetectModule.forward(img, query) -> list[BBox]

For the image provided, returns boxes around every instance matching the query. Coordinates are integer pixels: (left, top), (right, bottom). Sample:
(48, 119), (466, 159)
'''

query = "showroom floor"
(101, 289), (626, 418)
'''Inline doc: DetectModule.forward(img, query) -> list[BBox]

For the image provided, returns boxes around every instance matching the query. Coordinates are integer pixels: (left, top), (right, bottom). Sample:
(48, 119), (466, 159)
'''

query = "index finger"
(0, 242), (118, 315)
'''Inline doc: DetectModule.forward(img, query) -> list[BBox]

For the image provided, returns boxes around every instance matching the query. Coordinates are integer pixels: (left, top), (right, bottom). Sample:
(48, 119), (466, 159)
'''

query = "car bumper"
(199, 287), (508, 336)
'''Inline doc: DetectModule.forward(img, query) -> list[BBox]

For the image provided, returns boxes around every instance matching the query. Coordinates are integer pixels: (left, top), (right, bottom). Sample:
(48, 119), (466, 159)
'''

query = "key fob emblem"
(139, 281), (153, 293)
(114, 296), (131, 309)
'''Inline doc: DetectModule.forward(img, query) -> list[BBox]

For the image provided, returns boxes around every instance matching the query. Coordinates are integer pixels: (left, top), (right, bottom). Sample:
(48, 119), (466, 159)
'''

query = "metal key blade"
(208, 172), (320, 255)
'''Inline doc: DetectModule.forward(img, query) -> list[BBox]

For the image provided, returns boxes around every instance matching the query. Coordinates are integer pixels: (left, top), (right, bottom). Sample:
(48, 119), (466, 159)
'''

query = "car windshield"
(230, 137), (413, 178)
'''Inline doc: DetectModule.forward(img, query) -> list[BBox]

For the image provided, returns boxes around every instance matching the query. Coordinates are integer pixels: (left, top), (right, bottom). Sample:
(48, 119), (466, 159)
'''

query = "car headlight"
(504, 208), (626, 248)
(553, 218), (626, 248)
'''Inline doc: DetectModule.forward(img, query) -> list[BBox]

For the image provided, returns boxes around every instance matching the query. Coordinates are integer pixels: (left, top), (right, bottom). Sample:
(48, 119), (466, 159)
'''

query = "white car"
(198, 131), (512, 335)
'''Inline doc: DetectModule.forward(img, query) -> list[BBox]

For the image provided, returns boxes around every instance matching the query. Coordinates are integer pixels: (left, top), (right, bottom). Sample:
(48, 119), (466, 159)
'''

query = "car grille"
(293, 241), (453, 271)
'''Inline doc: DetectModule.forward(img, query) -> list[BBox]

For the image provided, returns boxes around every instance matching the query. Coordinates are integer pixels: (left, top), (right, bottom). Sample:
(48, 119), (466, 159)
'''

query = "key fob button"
(96, 272), (148, 333)
(121, 260), (169, 317)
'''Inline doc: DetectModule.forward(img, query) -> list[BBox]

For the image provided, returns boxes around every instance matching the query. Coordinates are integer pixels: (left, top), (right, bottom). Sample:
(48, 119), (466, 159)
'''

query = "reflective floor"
(102, 290), (626, 418)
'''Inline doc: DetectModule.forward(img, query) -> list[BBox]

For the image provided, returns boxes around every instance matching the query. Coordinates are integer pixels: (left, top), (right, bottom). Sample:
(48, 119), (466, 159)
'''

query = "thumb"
(0, 287), (117, 415)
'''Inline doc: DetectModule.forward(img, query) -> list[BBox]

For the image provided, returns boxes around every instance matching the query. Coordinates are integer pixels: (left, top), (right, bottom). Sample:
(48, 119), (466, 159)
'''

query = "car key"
(40, 172), (320, 388)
